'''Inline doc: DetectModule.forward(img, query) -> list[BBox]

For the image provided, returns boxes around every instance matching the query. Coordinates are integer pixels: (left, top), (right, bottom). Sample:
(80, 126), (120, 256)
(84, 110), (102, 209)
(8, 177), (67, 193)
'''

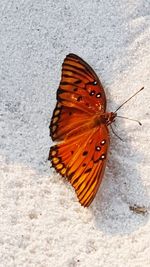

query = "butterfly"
(48, 53), (118, 207)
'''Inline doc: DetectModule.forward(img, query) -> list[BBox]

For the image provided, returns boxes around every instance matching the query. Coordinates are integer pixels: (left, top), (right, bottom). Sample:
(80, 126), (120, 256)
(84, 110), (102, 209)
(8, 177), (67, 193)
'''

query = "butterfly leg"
(110, 125), (124, 142)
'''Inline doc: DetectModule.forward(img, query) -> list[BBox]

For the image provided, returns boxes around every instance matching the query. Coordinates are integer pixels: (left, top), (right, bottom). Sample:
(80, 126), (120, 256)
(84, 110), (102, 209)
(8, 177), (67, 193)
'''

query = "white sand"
(0, 0), (150, 266)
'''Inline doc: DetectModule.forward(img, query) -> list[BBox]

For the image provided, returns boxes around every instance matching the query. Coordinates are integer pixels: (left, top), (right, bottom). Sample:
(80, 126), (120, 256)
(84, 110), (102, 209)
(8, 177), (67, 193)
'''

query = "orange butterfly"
(48, 53), (143, 207)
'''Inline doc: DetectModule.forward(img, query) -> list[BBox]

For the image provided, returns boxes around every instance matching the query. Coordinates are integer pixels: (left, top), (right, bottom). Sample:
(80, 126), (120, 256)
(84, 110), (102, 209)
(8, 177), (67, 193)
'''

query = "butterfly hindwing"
(50, 103), (91, 141)
(49, 125), (109, 207)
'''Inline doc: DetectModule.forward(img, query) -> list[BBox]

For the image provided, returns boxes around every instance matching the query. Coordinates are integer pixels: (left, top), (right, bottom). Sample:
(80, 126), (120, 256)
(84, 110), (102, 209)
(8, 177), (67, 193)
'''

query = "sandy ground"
(0, 0), (150, 266)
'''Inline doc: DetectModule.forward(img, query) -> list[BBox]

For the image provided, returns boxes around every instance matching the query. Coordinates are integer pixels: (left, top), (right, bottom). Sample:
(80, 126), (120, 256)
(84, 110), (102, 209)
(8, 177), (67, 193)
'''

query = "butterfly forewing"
(50, 54), (106, 141)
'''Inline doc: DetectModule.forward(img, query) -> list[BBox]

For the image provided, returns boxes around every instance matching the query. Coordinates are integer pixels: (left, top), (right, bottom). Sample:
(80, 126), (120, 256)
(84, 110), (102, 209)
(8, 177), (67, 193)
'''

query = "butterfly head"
(100, 112), (117, 125)
(107, 112), (117, 125)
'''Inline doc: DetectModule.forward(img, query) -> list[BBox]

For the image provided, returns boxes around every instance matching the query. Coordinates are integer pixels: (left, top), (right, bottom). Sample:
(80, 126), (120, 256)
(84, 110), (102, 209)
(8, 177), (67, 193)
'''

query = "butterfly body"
(94, 112), (117, 127)
(49, 54), (115, 207)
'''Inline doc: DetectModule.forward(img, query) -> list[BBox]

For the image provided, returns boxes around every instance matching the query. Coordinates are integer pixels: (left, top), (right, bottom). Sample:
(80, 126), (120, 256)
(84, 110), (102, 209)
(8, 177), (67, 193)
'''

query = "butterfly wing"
(50, 54), (106, 141)
(49, 124), (109, 207)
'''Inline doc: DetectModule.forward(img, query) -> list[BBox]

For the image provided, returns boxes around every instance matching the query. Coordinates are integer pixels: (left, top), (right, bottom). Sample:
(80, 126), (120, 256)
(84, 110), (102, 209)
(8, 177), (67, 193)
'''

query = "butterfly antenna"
(117, 115), (142, 126)
(115, 87), (144, 112)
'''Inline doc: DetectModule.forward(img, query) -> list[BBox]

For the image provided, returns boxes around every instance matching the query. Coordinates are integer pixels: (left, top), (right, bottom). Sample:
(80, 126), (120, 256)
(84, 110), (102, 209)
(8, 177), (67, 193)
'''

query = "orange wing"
(50, 54), (106, 141)
(49, 124), (109, 207)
